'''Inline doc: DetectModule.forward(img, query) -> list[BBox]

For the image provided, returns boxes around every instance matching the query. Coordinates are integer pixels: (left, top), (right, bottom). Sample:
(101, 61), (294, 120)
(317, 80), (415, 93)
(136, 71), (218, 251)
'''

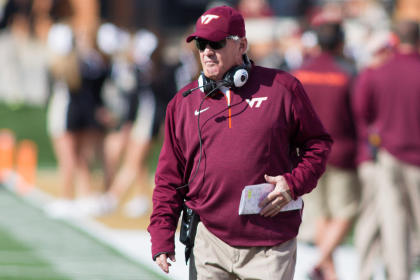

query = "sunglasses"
(195, 38), (227, 51)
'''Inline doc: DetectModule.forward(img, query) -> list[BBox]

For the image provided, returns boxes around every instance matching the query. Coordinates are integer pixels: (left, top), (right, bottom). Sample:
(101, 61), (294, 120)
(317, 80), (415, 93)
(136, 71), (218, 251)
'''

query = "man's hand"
(259, 174), (292, 217)
(155, 253), (176, 274)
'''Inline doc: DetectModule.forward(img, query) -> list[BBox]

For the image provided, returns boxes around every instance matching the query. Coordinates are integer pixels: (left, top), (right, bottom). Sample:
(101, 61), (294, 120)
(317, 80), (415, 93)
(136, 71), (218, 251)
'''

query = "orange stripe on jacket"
(294, 70), (348, 86)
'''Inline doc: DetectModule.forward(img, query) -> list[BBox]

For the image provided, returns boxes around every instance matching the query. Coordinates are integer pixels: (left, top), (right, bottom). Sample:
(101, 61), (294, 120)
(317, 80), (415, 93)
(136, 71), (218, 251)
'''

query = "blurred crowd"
(0, 0), (419, 279)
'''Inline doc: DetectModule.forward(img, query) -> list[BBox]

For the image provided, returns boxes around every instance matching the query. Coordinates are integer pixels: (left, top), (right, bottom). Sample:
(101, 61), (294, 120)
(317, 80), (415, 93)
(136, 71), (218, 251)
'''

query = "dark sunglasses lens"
(195, 39), (227, 51)
(209, 40), (226, 49)
(195, 39), (207, 51)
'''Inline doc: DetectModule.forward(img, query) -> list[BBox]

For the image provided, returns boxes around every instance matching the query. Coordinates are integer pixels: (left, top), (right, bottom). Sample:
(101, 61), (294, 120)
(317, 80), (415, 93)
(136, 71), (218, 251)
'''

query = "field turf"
(0, 187), (168, 280)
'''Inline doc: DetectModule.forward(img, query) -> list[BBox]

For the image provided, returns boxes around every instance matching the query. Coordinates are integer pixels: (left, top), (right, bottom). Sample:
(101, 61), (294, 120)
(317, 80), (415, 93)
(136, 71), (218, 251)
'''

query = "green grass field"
(0, 103), (55, 167)
(0, 228), (69, 280)
(0, 102), (166, 278)
(0, 187), (168, 280)
(0, 102), (163, 170)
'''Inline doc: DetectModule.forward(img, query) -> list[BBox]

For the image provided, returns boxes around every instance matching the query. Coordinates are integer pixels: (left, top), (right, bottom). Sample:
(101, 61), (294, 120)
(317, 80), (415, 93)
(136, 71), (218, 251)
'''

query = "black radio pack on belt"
(180, 202), (200, 264)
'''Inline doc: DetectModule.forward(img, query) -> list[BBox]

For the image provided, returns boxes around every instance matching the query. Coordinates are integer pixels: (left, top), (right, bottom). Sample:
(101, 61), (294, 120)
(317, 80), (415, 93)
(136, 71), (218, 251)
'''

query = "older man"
(148, 5), (332, 279)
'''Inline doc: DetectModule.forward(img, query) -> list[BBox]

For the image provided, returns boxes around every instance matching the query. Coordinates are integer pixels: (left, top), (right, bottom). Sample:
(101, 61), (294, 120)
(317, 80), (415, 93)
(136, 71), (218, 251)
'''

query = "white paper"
(238, 183), (303, 215)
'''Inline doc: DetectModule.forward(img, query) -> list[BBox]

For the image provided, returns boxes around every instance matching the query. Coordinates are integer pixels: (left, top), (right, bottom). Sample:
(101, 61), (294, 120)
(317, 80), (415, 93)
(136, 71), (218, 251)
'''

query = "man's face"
(197, 37), (247, 81)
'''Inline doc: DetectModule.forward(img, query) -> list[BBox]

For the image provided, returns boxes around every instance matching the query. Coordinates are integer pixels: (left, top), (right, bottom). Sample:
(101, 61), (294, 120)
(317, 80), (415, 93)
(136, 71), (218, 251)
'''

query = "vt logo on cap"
(201, 15), (220, 24)
(186, 5), (245, 43)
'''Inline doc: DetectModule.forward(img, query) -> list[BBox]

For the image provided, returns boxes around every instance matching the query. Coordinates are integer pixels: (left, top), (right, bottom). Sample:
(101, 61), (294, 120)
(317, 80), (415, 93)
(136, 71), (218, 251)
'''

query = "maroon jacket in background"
(294, 52), (357, 169)
(352, 51), (420, 166)
(352, 68), (378, 164)
(148, 65), (332, 258)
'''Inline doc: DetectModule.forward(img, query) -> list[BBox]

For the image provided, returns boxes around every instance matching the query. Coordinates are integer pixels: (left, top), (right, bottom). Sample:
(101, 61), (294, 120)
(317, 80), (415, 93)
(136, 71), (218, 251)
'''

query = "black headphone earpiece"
(198, 54), (251, 94)
(222, 65), (249, 88)
(198, 72), (217, 93)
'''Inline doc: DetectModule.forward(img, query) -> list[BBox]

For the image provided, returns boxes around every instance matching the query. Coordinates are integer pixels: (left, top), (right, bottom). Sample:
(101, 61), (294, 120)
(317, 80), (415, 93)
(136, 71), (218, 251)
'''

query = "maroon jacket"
(148, 65), (332, 258)
(294, 52), (357, 169)
(352, 51), (420, 166)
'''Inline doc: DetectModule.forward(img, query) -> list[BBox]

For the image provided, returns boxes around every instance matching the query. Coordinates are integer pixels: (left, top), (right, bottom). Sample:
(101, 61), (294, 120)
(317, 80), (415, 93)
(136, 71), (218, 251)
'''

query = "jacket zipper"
(224, 90), (232, 128)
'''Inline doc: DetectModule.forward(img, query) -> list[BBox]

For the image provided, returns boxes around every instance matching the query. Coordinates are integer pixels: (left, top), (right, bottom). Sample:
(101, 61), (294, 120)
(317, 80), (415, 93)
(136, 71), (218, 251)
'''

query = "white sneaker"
(44, 199), (80, 219)
(78, 194), (118, 216)
(123, 196), (150, 218)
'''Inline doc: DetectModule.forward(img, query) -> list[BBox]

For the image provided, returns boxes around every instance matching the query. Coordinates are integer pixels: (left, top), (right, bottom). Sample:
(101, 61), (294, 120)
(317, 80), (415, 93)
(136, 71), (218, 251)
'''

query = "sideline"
(2, 173), (419, 280)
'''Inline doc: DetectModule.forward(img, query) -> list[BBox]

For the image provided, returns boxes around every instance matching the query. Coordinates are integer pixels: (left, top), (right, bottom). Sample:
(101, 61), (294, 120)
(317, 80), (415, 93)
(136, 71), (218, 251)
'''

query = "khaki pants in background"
(299, 165), (360, 243)
(355, 161), (382, 280)
(355, 150), (420, 280)
(191, 222), (296, 280)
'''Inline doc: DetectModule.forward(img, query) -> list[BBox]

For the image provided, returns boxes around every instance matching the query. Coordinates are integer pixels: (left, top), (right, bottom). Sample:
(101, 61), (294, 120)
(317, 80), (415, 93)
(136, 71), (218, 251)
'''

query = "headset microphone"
(182, 83), (212, 97)
(182, 76), (218, 97)
(182, 87), (198, 97)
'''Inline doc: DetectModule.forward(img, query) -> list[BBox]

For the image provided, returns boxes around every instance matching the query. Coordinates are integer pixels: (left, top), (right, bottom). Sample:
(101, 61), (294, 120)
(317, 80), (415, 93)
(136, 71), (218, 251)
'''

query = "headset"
(197, 54), (251, 94)
(177, 54), (252, 190)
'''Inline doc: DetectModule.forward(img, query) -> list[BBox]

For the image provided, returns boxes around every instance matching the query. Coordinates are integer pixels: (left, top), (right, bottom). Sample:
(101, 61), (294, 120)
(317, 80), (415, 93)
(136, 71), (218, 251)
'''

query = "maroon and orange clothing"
(294, 52), (357, 169)
(148, 65), (332, 258)
(353, 51), (420, 166)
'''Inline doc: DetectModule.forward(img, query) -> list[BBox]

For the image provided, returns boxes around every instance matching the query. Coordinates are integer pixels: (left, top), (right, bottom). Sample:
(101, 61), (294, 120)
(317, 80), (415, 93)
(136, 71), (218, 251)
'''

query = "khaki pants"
(354, 161), (382, 280)
(191, 222), (296, 280)
(355, 150), (420, 280)
(299, 165), (360, 242)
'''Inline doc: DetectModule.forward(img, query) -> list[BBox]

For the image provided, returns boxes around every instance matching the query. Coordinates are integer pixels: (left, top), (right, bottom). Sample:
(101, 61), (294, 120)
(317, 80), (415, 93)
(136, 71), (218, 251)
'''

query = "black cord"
(176, 85), (224, 190)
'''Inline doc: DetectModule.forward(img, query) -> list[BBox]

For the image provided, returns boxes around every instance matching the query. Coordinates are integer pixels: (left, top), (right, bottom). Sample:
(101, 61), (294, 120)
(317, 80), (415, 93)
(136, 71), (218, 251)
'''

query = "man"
(352, 20), (420, 280)
(148, 6), (332, 279)
(294, 22), (359, 280)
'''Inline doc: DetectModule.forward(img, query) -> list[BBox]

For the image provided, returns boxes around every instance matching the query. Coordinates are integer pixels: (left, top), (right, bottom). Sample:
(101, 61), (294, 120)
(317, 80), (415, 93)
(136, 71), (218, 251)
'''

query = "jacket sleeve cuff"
(153, 251), (174, 261)
(149, 227), (176, 259)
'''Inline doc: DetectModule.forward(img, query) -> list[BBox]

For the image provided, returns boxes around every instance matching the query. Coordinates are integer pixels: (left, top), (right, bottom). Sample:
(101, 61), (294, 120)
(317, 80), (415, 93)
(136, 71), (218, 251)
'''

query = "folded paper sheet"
(238, 183), (303, 215)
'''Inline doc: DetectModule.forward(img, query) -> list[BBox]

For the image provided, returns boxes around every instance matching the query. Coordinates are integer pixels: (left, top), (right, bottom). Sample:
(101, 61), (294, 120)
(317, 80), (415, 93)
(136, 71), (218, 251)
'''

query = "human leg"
(354, 161), (381, 280)
(107, 138), (150, 198)
(403, 162), (420, 265)
(46, 85), (75, 199)
(312, 167), (360, 280)
(122, 139), (153, 217)
(75, 130), (100, 198)
(300, 171), (328, 279)
(193, 222), (296, 280)
(52, 133), (77, 199)
(193, 222), (236, 280)
(103, 124), (132, 190)
(235, 239), (297, 280)
(111, 90), (156, 217)
(87, 136), (152, 217)
(376, 150), (410, 280)
(314, 219), (351, 280)
(44, 132), (80, 218)
(299, 174), (325, 243)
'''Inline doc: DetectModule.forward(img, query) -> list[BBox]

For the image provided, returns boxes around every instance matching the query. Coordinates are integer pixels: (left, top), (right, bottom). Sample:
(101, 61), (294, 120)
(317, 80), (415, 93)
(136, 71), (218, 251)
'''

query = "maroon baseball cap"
(186, 6), (246, 43)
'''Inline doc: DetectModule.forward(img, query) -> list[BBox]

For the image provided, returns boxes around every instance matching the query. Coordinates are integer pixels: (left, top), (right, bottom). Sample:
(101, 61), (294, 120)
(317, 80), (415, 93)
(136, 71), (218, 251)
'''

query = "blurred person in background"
(350, 33), (394, 279)
(89, 28), (178, 218)
(31, 0), (54, 42)
(172, 26), (201, 92)
(148, 5), (332, 279)
(44, 0), (110, 218)
(351, 30), (394, 280)
(294, 21), (359, 280)
(236, 0), (274, 19)
(352, 19), (420, 280)
(96, 22), (134, 192)
(0, 0), (51, 105)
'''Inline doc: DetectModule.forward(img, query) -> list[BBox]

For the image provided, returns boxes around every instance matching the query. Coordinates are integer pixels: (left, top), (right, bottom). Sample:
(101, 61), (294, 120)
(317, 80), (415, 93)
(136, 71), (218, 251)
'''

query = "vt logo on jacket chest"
(246, 97), (268, 108)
